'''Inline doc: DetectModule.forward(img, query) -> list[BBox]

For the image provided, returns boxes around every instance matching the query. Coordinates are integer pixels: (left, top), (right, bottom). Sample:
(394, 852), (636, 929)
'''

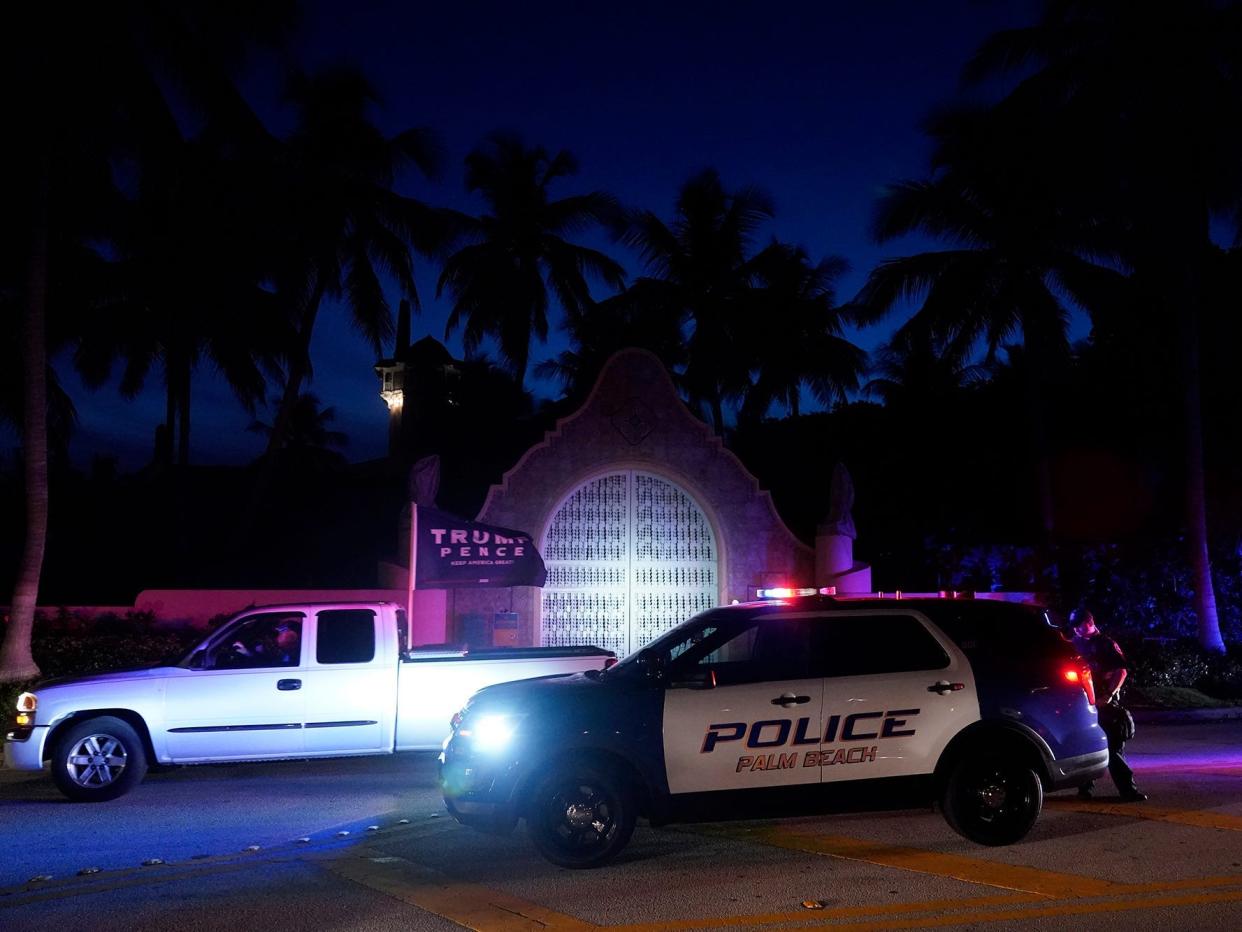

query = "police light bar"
(756, 586), (837, 599)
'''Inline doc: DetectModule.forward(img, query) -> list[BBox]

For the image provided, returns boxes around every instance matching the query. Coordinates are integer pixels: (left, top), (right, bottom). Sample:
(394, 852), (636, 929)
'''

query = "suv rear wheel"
(941, 753), (1042, 846)
(526, 762), (636, 868)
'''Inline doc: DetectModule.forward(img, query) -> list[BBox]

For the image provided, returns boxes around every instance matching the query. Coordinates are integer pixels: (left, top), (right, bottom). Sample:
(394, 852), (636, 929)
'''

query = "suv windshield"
(607, 606), (785, 678)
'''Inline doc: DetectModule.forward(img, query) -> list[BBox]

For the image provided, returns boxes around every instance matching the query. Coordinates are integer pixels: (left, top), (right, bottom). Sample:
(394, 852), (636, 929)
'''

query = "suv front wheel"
(526, 762), (636, 868)
(941, 753), (1043, 846)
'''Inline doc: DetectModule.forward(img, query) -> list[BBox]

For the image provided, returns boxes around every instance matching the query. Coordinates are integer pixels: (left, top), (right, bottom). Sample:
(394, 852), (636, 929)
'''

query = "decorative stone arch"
(453, 348), (813, 648)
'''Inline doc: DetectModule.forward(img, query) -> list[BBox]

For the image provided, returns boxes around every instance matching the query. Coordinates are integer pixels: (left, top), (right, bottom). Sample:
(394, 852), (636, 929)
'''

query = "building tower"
(374, 299), (411, 456)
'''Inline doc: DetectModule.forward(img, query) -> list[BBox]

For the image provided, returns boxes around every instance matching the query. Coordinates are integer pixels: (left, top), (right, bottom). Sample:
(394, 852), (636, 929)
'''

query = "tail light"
(604, 657), (618, 669)
(1064, 662), (1096, 706)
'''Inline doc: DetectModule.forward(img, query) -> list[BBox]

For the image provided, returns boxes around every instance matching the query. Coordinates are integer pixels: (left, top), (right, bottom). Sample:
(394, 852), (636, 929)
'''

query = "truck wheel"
(526, 763), (636, 868)
(941, 753), (1042, 846)
(51, 716), (149, 802)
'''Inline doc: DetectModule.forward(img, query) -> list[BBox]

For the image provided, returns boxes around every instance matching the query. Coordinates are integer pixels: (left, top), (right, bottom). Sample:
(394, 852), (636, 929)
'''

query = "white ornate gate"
(540, 471), (719, 656)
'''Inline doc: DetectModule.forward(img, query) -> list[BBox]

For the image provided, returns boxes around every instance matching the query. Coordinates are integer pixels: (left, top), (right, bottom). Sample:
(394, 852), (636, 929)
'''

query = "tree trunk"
(513, 345), (530, 395)
(162, 375), (176, 467)
(178, 362), (191, 466)
(1163, 188), (1225, 653)
(245, 274), (328, 528)
(1180, 294), (1224, 653)
(1, 150), (49, 684)
(1018, 323), (1058, 590)
(1023, 360), (1053, 554)
(737, 384), (761, 429)
(264, 274), (327, 460)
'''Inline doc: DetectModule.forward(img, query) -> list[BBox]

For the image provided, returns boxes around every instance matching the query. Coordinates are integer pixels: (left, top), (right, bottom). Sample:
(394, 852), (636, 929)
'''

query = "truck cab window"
(317, 609), (377, 664)
(209, 613), (304, 670)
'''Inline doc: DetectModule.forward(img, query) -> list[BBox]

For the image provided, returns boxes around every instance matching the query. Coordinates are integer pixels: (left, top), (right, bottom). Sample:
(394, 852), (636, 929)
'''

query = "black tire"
(941, 753), (1043, 846)
(526, 762), (636, 868)
(50, 716), (149, 802)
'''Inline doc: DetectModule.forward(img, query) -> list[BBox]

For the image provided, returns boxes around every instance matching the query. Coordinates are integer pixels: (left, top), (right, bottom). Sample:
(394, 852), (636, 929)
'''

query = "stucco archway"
(454, 348), (813, 647)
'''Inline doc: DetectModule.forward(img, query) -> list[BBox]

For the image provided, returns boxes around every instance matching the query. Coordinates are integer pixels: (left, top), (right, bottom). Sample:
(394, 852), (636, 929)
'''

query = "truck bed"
(395, 645), (615, 750)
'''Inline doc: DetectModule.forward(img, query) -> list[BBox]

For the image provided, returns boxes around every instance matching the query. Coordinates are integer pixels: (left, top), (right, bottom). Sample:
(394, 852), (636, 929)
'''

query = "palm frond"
(849, 250), (983, 325)
(872, 179), (991, 246)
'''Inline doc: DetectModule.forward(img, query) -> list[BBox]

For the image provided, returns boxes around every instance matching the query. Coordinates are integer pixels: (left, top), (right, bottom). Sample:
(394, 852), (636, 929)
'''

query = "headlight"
(458, 713), (525, 752)
(16, 693), (36, 713)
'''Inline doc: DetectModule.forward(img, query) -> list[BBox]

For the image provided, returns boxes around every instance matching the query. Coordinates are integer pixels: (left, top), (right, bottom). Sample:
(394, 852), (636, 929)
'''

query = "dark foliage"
(0, 610), (201, 718)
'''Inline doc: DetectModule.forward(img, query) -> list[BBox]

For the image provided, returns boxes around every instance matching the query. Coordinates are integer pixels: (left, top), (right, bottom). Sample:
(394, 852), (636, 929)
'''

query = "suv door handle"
(928, 681), (965, 694)
(277, 679), (302, 691)
(772, 693), (811, 707)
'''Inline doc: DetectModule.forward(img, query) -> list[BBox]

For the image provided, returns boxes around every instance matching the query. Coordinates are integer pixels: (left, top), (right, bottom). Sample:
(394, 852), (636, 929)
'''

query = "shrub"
(1202, 647), (1242, 699)
(930, 535), (1242, 646)
(0, 609), (201, 686)
(1121, 638), (1212, 690)
(32, 630), (199, 678)
(0, 614), (201, 739)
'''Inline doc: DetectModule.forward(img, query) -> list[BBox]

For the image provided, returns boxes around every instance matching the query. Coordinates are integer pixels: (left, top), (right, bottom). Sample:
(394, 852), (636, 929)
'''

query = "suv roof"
(728, 593), (1064, 653)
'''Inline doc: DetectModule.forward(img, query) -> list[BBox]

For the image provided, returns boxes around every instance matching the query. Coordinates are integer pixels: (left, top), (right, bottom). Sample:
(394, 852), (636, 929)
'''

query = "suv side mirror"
(638, 648), (665, 681)
(668, 667), (717, 690)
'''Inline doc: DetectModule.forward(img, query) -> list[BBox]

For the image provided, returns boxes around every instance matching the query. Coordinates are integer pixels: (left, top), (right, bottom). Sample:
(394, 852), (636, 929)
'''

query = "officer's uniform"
(1073, 630), (1141, 797)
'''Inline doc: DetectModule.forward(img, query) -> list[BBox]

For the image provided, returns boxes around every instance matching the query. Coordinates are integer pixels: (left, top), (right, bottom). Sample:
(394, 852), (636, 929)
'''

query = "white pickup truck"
(4, 601), (614, 801)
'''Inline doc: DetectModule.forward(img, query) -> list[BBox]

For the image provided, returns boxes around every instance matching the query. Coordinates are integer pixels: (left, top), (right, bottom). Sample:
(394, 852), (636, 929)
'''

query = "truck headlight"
(460, 713), (525, 752)
(16, 692), (37, 713)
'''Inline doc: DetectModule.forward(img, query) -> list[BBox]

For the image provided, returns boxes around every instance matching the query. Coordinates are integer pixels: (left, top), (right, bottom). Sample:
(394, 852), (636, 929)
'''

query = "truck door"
(299, 608), (393, 755)
(163, 611), (306, 762)
(816, 610), (980, 782)
(663, 614), (824, 794)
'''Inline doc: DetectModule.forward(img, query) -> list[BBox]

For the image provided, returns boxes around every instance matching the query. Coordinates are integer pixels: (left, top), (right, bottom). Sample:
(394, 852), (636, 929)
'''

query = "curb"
(1132, 706), (1242, 725)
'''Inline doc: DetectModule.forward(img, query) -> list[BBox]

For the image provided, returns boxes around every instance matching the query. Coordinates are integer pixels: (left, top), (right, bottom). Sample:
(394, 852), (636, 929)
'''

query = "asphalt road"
(2, 721), (1241, 931)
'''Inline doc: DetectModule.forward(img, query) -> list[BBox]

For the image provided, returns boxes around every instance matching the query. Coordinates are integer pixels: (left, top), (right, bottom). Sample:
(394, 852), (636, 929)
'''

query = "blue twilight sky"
(43, 0), (1042, 470)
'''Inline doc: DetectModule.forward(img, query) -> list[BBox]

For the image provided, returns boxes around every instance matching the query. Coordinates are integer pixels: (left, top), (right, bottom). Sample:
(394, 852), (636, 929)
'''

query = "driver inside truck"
(230, 618), (302, 667)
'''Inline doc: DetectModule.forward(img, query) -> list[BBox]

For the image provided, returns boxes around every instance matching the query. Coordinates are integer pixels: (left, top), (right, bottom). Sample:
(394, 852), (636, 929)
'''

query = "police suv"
(439, 591), (1108, 868)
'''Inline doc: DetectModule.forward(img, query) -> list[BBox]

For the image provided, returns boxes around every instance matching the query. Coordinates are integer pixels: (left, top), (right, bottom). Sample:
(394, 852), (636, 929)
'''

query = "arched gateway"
(540, 471), (718, 655)
(447, 348), (813, 650)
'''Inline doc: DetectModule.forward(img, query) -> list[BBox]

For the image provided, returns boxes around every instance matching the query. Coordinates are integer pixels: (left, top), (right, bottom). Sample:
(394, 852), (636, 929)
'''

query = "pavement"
(2, 721), (1241, 931)
(1132, 706), (1242, 725)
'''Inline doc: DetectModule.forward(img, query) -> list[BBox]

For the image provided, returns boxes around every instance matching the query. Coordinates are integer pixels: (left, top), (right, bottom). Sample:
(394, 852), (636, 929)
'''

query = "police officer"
(1069, 608), (1147, 802)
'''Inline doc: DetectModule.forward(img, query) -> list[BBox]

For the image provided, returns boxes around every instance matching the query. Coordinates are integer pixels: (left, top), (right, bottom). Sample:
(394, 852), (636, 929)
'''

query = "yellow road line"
(1047, 798), (1242, 832)
(740, 830), (1120, 897)
(322, 853), (594, 931)
(781, 887), (1242, 931)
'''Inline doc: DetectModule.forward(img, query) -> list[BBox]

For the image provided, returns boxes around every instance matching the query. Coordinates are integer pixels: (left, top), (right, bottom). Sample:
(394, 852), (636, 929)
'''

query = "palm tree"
(249, 392), (349, 472)
(852, 104), (1125, 571)
(737, 243), (866, 426)
(439, 132), (626, 388)
(863, 327), (988, 410)
(964, 0), (1242, 650)
(622, 169), (776, 435)
(0, 3), (293, 684)
(262, 67), (450, 463)
(534, 290), (687, 401)
(73, 139), (288, 466)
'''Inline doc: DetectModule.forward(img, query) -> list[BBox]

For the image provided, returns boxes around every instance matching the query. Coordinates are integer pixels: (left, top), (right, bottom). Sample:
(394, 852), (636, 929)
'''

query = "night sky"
(39, 0), (1039, 470)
